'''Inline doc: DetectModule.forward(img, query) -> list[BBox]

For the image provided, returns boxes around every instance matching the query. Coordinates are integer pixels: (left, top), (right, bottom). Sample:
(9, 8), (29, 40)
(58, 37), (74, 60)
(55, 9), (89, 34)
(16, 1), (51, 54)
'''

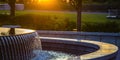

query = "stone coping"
(40, 37), (118, 60)
(40, 37), (99, 49)
(0, 27), (35, 36)
(37, 30), (120, 37)
(80, 40), (118, 60)
(2, 25), (21, 28)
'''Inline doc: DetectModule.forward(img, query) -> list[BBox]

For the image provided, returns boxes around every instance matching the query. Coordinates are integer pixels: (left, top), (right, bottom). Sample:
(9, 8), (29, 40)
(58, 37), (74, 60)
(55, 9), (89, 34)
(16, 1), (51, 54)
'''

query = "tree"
(0, 0), (16, 18)
(65, 0), (82, 31)
(0, 0), (6, 2)
(8, 0), (16, 18)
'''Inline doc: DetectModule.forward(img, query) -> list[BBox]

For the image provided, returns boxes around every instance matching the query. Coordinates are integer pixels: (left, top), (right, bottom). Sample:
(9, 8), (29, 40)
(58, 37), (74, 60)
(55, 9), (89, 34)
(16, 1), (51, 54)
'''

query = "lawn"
(0, 10), (120, 32)
(16, 10), (120, 22)
(1, 10), (120, 23)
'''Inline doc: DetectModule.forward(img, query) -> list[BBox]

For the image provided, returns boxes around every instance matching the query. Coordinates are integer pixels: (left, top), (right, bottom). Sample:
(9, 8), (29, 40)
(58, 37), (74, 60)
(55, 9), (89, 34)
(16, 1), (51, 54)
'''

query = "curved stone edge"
(0, 27), (36, 36)
(80, 40), (118, 60)
(40, 37), (99, 50)
(40, 37), (118, 60)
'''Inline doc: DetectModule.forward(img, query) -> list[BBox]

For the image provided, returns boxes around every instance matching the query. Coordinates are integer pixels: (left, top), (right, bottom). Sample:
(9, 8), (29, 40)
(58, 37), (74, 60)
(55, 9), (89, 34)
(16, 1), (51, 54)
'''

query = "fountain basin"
(40, 37), (118, 60)
(0, 27), (38, 60)
(0, 27), (118, 60)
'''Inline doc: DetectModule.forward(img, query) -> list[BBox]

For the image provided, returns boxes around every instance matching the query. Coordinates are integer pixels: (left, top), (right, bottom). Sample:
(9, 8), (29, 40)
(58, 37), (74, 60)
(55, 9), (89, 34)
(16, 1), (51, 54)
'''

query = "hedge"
(0, 14), (119, 32)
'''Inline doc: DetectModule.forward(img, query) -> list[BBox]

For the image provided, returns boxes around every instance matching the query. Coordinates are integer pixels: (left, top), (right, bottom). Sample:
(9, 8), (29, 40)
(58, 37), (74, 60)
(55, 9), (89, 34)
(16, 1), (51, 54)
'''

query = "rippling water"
(32, 50), (74, 60)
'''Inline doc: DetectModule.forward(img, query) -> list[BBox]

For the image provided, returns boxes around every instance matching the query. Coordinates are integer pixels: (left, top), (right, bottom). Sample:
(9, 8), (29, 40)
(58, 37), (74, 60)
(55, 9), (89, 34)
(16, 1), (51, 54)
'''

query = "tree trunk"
(77, 9), (82, 31)
(77, 0), (82, 32)
(8, 0), (16, 19)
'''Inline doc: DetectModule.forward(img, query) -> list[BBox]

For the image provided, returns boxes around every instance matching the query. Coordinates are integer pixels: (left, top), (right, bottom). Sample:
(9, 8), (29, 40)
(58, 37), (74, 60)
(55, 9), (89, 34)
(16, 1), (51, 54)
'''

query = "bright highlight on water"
(32, 50), (74, 60)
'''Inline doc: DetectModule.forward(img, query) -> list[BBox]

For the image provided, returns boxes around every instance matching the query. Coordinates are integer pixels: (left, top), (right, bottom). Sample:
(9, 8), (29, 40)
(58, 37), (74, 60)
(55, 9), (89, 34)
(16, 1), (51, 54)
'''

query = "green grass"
(1, 10), (120, 23)
(0, 10), (120, 32)
(15, 11), (76, 21)
(82, 14), (107, 23)
(0, 10), (9, 13)
(15, 10), (120, 23)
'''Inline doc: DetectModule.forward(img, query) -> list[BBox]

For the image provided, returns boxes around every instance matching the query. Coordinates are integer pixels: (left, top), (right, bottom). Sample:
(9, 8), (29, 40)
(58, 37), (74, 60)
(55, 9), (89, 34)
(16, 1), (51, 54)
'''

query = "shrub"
(14, 14), (76, 31)
(82, 21), (120, 32)
(0, 14), (120, 32)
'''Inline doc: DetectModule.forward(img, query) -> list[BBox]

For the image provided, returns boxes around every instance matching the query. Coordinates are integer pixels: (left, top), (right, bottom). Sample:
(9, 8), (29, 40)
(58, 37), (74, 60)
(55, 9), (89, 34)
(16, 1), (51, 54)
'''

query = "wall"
(0, 4), (24, 10)
(37, 30), (120, 47)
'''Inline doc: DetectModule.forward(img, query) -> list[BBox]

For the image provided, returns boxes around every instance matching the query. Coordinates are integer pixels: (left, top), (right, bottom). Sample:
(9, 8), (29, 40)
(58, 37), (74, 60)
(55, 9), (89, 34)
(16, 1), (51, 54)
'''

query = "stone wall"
(37, 30), (120, 47)
(0, 4), (24, 10)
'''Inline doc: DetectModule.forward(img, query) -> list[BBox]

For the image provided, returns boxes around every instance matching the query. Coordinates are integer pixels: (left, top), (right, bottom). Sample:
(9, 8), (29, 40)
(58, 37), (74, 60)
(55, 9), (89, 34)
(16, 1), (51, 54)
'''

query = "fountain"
(0, 27), (118, 60)
(0, 27), (42, 60)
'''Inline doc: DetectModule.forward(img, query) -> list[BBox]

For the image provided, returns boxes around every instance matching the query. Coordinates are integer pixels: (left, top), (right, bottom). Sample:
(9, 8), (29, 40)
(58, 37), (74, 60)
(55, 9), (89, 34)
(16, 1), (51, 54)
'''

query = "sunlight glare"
(38, 0), (55, 5)
(37, 0), (58, 9)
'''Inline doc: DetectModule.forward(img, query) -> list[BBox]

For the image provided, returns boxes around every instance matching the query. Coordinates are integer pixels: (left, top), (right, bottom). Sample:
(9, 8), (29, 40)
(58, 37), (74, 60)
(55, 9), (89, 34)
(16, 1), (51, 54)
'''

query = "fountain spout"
(2, 25), (21, 35)
(0, 27), (41, 60)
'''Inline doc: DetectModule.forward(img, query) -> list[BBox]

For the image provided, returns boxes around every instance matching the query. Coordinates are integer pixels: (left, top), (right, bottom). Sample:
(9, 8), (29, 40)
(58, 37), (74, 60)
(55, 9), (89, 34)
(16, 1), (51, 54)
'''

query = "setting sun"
(37, 0), (60, 10)
(38, 0), (56, 5)
(38, 0), (52, 3)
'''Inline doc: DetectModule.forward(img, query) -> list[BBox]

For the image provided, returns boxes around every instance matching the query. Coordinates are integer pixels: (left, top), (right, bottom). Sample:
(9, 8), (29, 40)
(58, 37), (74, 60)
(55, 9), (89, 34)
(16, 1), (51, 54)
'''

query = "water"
(33, 32), (42, 50)
(0, 30), (42, 60)
(32, 33), (75, 60)
(32, 50), (74, 60)
(0, 28), (74, 60)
